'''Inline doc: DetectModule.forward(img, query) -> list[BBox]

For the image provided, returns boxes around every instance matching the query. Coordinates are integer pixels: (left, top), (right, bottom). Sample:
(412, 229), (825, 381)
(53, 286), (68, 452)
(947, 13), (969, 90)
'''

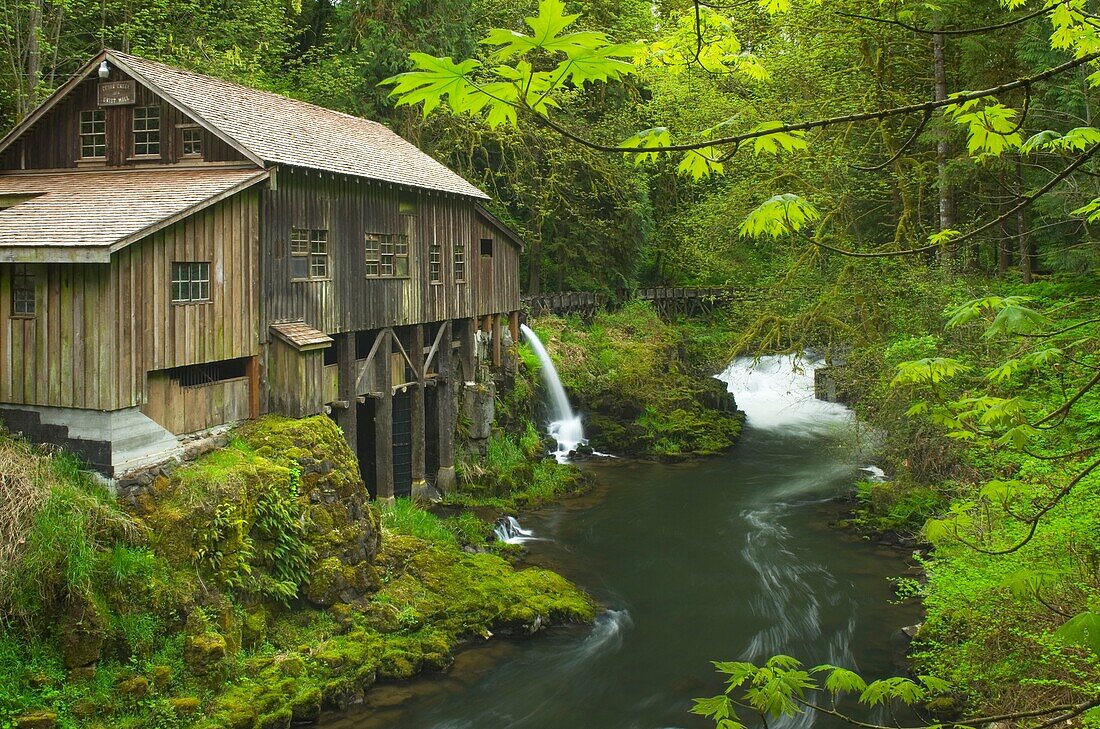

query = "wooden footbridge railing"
(522, 287), (738, 318)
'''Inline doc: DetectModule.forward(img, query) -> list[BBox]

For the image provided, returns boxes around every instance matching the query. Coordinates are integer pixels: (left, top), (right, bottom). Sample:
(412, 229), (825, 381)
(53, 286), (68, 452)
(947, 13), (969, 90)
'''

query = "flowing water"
(329, 355), (919, 729)
(520, 324), (586, 460)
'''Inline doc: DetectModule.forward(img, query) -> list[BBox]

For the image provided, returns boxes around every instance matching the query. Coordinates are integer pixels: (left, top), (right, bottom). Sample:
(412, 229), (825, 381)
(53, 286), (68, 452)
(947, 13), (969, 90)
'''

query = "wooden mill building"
(0, 50), (523, 498)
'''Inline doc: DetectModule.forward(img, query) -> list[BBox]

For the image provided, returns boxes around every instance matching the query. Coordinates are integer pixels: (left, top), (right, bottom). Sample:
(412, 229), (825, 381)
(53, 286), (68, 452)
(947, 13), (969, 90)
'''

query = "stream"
(327, 355), (921, 729)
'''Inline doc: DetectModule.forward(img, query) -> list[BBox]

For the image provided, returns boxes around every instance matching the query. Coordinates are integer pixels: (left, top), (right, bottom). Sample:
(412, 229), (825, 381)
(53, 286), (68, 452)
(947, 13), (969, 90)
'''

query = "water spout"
(520, 323), (586, 460)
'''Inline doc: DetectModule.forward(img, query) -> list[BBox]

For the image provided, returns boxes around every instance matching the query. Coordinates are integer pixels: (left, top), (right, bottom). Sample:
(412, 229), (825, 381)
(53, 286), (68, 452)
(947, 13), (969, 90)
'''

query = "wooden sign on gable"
(98, 81), (136, 106)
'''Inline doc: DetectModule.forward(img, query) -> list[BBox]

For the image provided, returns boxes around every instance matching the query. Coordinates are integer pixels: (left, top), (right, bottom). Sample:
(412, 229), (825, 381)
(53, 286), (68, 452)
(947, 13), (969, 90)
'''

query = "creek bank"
(0, 414), (596, 729)
(526, 302), (744, 460)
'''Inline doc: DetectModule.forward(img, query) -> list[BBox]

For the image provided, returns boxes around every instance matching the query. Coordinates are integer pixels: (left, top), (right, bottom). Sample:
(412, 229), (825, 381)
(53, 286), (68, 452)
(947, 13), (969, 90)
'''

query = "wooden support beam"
(509, 311), (519, 345)
(374, 340), (394, 503)
(335, 333), (357, 451)
(246, 354), (260, 420)
(410, 324), (427, 500)
(423, 321), (448, 375)
(355, 328), (389, 394)
(492, 313), (502, 367)
(435, 320), (456, 493)
(459, 318), (476, 382)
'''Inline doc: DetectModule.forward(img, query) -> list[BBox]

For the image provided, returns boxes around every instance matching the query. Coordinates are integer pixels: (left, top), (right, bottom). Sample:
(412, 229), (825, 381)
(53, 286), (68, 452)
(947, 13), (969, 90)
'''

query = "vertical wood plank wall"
(262, 169), (521, 337)
(0, 190), (260, 411)
(0, 69), (245, 171)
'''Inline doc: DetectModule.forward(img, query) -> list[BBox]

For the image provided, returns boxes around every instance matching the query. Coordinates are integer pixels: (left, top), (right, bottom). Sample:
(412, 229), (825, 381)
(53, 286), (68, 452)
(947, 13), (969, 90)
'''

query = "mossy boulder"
(15, 712), (58, 729)
(59, 596), (105, 668)
(185, 632), (227, 677)
(131, 415), (382, 607)
(117, 675), (149, 700)
(168, 697), (201, 716)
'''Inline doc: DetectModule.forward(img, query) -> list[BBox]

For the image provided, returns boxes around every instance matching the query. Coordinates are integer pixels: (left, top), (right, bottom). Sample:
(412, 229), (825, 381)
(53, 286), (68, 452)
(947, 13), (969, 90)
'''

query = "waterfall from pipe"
(519, 324), (586, 461)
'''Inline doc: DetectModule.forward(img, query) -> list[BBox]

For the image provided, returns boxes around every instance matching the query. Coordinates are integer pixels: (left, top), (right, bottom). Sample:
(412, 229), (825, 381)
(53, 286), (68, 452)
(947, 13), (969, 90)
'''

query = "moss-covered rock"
(185, 632), (227, 678)
(59, 595), (104, 668)
(131, 415), (382, 607)
(168, 697), (201, 715)
(14, 711), (57, 729)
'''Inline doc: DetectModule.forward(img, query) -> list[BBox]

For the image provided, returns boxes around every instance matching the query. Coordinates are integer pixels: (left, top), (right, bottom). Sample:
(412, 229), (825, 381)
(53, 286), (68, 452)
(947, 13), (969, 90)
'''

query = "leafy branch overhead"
(384, 0), (1100, 255)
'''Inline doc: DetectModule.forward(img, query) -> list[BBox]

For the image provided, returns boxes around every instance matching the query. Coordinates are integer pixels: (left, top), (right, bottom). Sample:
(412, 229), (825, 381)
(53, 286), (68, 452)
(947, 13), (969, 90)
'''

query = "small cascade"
(493, 515), (536, 544)
(717, 354), (853, 437)
(519, 323), (587, 461)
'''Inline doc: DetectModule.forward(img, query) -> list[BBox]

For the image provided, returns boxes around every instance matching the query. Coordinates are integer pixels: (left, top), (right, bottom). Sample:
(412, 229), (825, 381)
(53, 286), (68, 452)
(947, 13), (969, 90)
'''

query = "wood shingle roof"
(0, 168), (269, 263)
(108, 52), (489, 200)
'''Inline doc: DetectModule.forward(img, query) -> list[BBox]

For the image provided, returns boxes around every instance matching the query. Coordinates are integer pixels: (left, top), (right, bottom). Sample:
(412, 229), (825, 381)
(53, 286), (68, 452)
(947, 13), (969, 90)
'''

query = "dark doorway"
(392, 391), (413, 496)
(356, 399), (377, 498)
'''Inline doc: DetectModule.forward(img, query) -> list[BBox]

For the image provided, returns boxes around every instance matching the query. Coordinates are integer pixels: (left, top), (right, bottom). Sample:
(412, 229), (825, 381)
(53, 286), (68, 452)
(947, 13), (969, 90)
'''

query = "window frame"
(480, 238), (494, 257)
(429, 239), (443, 284)
(170, 261), (211, 305)
(133, 105), (161, 157)
(10, 264), (35, 317)
(180, 125), (202, 158)
(453, 240), (466, 282)
(364, 233), (410, 279)
(79, 110), (106, 159)
(290, 228), (329, 281)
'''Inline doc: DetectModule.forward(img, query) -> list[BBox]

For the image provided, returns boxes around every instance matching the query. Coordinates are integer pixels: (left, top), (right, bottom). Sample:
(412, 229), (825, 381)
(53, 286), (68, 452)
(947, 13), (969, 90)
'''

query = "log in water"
(329, 356), (919, 729)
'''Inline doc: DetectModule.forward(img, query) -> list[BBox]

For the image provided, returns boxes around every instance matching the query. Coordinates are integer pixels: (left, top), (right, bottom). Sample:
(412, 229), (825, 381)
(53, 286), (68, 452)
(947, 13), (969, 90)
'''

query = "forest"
(1, 0), (1099, 727)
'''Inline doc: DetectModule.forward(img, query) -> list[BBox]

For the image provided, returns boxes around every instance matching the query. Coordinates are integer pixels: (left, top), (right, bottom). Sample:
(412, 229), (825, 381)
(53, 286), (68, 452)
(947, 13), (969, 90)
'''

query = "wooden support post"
(246, 354), (260, 420)
(509, 311), (519, 345)
(336, 333), (357, 451)
(410, 325), (428, 501)
(460, 318), (476, 382)
(435, 321), (456, 493)
(492, 313), (502, 367)
(374, 334), (394, 504)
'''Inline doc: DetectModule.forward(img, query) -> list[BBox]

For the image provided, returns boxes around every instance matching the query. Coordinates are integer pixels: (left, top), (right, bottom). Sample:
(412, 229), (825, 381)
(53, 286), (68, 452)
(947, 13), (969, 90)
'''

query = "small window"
(454, 240), (466, 282)
(480, 238), (493, 257)
(365, 234), (381, 276)
(80, 110), (106, 159)
(399, 194), (417, 215)
(171, 262), (210, 304)
(181, 127), (202, 157)
(366, 233), (409, 278)
(133, 106), (160, 156)
(291, 228), (328, 280)
(11, 265), (35, 316)
(429, 239), (442, 283)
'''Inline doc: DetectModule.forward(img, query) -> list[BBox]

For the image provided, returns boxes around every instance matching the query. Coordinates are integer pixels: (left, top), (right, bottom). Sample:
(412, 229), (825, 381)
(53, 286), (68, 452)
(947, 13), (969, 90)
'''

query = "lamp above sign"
(98, 80), (136, 106)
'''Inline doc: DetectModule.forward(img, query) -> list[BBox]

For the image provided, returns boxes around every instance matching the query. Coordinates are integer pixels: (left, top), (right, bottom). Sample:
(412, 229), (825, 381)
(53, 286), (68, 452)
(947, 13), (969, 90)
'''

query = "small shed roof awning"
(270, 321), (334, 351)
(0, 168), (269, 263)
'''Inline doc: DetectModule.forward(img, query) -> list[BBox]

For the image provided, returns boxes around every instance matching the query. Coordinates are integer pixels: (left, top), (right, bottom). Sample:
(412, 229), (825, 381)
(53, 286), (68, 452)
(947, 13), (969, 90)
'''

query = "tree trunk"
(23, 0), (43, 117)
(998, 168), (1011, 276)
(526, 237), (542, 295)
(934, 30), (956, 268)
(1016, 155), (1033, 283)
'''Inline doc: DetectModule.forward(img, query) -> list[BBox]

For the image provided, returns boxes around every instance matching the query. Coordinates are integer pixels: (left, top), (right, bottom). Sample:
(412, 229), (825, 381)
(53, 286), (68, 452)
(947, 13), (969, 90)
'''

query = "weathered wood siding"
(473, 214), (522, 316)
(0, 190), (260, 411)
(0, 68), (246, 171)
(265, 337), (327, 417)
(0, 261), (115, 409)
(261, 168), (521, 337)
(143, 372), (250, 434)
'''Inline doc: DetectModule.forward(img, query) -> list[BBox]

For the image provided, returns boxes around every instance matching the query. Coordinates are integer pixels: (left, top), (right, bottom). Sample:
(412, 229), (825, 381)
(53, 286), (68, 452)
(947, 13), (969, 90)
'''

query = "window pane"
(290, 228), (310, 255)
(133, 106), (160, 156)
(170, 262), (210, 302)
(182, 128), (202, 156)
(290, 256), (309, 279)
(395, 257), (408, 277)
(80, 110), (106, 158)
